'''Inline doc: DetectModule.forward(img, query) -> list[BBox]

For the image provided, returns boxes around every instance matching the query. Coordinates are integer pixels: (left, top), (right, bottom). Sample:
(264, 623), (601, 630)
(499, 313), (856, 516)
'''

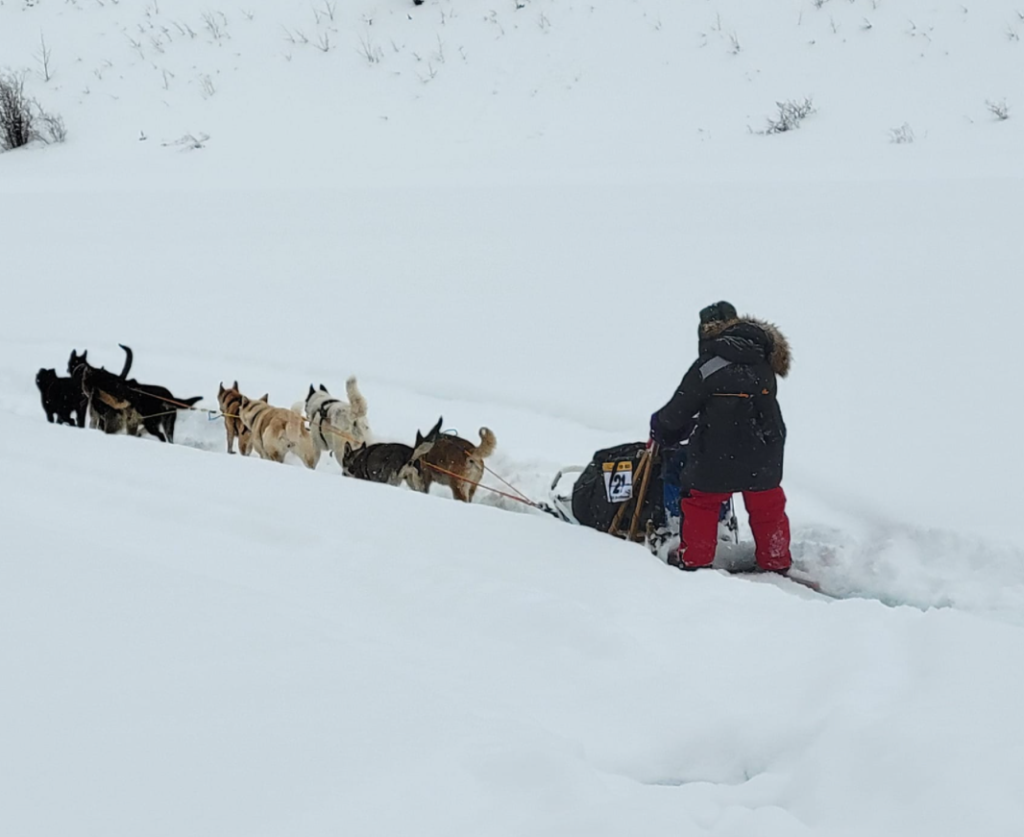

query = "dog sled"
(542, 441), (739, 551)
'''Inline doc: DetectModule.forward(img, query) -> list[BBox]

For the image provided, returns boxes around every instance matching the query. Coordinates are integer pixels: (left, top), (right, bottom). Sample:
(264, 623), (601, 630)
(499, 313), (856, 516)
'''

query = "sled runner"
(544, 441), (739, 549)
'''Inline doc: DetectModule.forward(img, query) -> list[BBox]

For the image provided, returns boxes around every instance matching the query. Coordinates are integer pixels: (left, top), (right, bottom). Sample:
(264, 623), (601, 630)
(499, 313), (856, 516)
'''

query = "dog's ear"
(260, 393), (269, 403)
(320, 383), (327, 392)
(233, 380), (238, 390)
(415, 429), (423, 447)
(309, 384), (315, 397)
(429, 416), (443, 441)
(81, 350), (87, 362)
(218, 381), (225, 394)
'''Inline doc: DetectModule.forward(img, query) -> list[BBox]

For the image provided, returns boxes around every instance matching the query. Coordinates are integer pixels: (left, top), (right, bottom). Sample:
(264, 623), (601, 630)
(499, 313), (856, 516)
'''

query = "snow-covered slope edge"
(2, 412), (1023, 837)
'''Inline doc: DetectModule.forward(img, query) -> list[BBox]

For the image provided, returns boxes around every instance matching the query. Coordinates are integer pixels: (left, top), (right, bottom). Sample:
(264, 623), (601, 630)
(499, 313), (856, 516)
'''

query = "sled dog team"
(36, 344), (497, 502)
(36, 299), (792, 572)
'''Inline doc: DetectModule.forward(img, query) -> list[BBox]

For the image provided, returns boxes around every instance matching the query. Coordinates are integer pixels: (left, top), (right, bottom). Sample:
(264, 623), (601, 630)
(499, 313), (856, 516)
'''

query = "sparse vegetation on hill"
(0, 70), (65, 150)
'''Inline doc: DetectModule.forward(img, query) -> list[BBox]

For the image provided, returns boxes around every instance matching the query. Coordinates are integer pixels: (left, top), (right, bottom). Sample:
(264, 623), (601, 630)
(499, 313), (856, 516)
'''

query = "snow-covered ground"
(2, 1), (1023, 834)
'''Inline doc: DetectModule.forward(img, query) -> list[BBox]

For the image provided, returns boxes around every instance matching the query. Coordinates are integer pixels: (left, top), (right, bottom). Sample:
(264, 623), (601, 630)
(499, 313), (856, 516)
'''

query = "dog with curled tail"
(304, 377), (372, 464)
(419, 426), (497, 502)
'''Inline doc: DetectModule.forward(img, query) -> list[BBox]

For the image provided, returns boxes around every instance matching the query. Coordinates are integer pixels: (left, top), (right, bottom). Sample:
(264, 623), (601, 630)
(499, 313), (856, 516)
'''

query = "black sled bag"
(570, 442), (664, 533)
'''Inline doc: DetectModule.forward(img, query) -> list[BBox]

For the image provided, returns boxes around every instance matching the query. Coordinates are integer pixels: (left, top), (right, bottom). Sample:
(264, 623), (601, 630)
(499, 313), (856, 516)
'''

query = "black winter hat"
(699, 300), (738, 326)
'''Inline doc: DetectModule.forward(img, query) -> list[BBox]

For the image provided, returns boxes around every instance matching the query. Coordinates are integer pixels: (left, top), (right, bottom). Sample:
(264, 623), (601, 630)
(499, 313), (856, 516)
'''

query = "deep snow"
(2, 0), (1024, 834)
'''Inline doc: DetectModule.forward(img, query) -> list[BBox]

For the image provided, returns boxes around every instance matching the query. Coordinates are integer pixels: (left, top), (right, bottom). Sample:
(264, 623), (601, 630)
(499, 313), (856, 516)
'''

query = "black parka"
(651, 317), (790, 494)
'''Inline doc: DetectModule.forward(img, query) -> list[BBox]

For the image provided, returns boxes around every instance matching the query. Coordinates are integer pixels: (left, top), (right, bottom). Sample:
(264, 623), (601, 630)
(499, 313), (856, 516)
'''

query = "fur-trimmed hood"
(699, 316), (791, 378)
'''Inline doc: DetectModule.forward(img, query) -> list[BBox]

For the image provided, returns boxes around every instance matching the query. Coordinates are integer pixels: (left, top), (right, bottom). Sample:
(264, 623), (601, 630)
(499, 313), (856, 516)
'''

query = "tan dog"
(239, 393), (320, 469)
(217, 381), (252, 455)
(420, 427), (497, 502)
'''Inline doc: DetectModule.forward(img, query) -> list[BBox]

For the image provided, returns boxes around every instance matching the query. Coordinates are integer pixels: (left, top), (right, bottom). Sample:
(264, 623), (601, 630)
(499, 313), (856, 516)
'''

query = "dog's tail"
(117, 344), (133, 379)
(472, 427), (497, 461)
(346, 376), (368, 418)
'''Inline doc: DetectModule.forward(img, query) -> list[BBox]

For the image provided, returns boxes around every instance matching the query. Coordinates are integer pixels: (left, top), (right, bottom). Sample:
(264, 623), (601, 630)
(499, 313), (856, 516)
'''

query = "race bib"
(603, 460), (633, 503)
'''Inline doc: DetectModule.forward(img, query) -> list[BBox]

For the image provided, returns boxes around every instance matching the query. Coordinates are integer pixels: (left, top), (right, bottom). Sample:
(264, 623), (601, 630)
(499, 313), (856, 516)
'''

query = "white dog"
(303, 377), (371, 461)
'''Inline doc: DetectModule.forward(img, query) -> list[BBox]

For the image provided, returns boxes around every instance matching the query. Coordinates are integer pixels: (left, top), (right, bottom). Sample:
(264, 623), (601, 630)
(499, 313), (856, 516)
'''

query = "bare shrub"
(889, 123), (915, 144)
(758, 97), (816, 134)
(0, 71), (67, 150)
(357, 34), (384, 64)
(0, 72), (34, 149)
(202, 11), (227, 41)
(162, 131), (209, 150)
(36, 33), (53, 82)
(985, 98), (1010, 120)
(36, 110), (67, 143)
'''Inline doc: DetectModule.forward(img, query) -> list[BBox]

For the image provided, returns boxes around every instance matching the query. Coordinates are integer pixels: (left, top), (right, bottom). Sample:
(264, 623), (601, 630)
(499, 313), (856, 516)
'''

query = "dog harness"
(315, 399), (341, 448)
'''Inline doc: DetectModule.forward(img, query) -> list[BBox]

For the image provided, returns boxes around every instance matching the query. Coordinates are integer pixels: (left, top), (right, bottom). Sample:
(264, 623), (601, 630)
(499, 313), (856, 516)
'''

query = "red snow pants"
(679, 487), (791, 571)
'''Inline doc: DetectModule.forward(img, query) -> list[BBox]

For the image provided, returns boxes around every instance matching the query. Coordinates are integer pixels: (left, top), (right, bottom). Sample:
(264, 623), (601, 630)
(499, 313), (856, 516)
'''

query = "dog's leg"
(262, 433), (285, 463)
(466, 462), (483, 502)
(225, 419), (236, 454)
(145, 418), (168, 442)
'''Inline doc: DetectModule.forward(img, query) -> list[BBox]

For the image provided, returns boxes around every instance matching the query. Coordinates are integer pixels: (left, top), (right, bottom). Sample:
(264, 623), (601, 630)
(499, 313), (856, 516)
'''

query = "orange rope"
(128, 387), (206, 411)
(125, 390), (537, 507)
(422, 461), (538, 507)
(481, 462), (533, 503)
(212, 407), (362, 446)
(158, 393), (533, 503)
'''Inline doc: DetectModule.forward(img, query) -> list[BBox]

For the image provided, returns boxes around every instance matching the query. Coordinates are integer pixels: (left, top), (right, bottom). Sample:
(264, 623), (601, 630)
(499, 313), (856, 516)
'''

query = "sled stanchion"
(606, 460), (637, 535)
(628, 445), (656, 542)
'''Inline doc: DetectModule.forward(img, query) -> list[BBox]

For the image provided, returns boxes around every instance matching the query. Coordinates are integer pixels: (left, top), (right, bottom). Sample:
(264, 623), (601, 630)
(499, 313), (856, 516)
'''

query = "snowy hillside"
(2, 1), (1024, 835)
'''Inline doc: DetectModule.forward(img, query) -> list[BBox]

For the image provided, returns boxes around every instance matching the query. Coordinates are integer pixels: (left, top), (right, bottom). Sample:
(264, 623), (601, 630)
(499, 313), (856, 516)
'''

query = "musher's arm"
(650, 360), (707, 446)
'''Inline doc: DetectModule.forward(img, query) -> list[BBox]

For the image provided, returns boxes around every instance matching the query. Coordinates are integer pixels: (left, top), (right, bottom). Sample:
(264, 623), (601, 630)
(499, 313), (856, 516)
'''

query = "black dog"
(36, 367), (88, 427)
(341, 417), (443, 490)
(71, 345), (201, 442)
(70, 346), (135, 433)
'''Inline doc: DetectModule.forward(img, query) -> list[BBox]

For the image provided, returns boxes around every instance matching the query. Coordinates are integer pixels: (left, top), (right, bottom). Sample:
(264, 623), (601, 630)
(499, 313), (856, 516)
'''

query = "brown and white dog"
(239, 394), (320, 469)
(419, 426), (497, 502)
(217, 381), (252, 455)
